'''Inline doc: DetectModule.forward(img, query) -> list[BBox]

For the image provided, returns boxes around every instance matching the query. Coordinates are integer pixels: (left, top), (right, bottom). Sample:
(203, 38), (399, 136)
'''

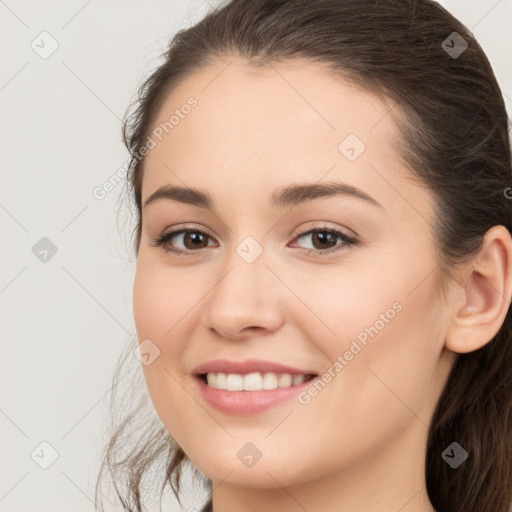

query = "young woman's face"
(133, 59), (457, 491)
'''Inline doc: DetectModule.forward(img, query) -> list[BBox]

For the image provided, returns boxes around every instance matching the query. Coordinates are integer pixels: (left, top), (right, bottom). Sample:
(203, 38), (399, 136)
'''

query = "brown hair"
(95, 1), (512, 511)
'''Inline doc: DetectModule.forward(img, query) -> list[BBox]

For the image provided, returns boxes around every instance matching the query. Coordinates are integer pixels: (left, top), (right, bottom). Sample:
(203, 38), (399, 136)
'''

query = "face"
(133, 58), (457, 489)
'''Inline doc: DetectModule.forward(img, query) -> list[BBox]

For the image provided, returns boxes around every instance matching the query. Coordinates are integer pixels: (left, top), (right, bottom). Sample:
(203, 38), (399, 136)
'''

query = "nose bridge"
(216, 233), (271, 308)
(203, 231), (283, 337)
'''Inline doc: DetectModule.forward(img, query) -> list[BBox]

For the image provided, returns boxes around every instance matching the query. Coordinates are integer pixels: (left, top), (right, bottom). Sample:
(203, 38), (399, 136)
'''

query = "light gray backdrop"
(1, 1), (511, 511)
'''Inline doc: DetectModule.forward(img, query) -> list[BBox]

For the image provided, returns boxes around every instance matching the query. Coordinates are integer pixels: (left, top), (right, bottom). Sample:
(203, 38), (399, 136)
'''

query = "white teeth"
(206, 373), (216, 387)
(243, 372), (263, 391)
(262, 372), (278, 390)
(292, 374), (305, 385)
(226, 373), (244, 391)
(204, 371), (310, 391)
(215, 372), (227, 389)
(278, 373), (292, 387)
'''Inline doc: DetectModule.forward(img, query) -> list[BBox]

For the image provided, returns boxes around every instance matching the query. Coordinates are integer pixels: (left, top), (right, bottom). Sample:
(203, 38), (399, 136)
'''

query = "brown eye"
(309, 230), (338, 250)
(180, 230), (210, 250)
(153, 228), (216, 255)
(291, 227), (357, 256)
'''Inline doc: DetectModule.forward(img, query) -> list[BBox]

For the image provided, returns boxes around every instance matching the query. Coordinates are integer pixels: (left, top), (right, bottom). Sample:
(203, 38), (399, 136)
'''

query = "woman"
(95, 1), (512, 511)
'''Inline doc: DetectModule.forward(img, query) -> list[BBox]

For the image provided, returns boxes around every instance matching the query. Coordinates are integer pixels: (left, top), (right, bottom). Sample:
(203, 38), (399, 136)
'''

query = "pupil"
(314, 231), (336, 249)
(182, 230), (338, 251)
(187, 231), (206, 248)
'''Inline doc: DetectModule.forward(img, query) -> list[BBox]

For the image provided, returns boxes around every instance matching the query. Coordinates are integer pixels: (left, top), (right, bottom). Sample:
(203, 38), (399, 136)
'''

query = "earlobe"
(445, 225), (512, 354)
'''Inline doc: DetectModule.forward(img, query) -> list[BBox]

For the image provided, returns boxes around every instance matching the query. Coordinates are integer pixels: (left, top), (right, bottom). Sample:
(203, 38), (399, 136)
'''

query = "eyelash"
(152, 224), (358, 257)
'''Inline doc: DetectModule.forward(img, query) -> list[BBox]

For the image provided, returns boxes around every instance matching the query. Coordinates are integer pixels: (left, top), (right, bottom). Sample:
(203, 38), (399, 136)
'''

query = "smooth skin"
(132, 58), (512, 512)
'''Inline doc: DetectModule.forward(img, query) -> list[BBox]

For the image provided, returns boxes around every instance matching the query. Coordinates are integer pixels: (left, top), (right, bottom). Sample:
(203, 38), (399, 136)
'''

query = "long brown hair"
(95, 1), (512, 511)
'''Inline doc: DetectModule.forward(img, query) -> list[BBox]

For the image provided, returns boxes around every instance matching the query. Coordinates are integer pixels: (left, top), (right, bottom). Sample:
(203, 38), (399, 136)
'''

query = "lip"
(193, 374), (318, 416)
(191, 358), (317, 376)
(191, 358), (318, 416)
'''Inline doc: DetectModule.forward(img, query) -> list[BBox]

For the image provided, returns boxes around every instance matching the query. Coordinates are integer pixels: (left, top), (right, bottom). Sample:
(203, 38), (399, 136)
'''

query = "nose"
(202, 247), (284, 341)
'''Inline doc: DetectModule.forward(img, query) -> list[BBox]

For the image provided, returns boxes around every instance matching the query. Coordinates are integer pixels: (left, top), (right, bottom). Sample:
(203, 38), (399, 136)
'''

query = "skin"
(132, 57), (512, 512)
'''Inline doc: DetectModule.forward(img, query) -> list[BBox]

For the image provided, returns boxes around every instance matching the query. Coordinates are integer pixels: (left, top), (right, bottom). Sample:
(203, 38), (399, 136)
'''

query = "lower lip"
(194, 375), (317, 416)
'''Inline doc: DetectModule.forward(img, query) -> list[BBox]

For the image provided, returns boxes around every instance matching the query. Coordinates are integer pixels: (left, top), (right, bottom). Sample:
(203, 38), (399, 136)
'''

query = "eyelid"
(153, 221), (358, 256)
(161, 223), (217, 240)
(289, 225), (357, 251)
(290, 221), (357, 239)
(152, 223), (218, 248)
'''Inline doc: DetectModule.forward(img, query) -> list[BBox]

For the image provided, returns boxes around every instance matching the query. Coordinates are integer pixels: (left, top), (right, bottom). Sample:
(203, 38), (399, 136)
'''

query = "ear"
(445, 225), (512, 354)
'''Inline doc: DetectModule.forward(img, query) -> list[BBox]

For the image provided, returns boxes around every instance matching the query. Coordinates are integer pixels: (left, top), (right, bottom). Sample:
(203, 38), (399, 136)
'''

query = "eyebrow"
(142, 180), (384, 210)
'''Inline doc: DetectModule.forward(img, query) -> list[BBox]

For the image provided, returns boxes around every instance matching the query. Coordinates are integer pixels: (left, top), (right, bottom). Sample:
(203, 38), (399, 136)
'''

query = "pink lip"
(193, 374), (317, 416)
(191, 358), (316, 376)
(191, 358), (318, 416)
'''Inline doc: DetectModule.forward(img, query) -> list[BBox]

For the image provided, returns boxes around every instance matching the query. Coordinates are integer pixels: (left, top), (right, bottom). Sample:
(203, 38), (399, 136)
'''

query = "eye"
(152, 227), (217, 255)
(289, 226), (358, 255)
(152, 224), (358, 257)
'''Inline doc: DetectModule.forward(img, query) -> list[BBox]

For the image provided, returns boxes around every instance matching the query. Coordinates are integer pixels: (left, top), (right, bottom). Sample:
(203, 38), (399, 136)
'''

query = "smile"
(203, 371), (315, 390)
(194, 372), (318, 415)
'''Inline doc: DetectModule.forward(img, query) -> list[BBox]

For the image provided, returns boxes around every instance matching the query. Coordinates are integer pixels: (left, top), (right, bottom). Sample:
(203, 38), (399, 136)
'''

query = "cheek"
(132, 258), (191, 395)
(133, 258), (202, 441)
(293, 261), (404, 349)
(132, 254), (192, 341)
(306, 253), (442, 418)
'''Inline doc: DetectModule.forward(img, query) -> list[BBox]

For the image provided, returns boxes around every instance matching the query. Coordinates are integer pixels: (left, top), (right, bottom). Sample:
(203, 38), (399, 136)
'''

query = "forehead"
(141, 58), (413, 211)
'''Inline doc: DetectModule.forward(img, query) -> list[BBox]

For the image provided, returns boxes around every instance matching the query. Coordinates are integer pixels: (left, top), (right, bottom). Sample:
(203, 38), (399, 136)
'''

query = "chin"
(187, 448), (313, 489)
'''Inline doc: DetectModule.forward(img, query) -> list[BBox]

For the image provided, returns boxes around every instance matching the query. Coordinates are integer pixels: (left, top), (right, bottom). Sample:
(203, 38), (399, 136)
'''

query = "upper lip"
(192, 358), (317, 376)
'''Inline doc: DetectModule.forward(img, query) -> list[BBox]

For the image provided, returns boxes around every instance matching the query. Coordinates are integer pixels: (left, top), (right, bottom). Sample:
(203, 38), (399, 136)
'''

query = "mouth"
(196, 371), (317, 390)
(193, 371), (319, 415)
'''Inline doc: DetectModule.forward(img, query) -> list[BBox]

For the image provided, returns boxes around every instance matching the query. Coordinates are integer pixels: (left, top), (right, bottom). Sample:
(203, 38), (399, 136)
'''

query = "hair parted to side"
(95, 1), (512, 511)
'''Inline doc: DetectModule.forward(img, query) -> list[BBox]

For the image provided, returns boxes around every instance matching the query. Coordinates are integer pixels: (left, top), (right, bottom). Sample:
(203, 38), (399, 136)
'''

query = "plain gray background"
(1, 1), (511, 511)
